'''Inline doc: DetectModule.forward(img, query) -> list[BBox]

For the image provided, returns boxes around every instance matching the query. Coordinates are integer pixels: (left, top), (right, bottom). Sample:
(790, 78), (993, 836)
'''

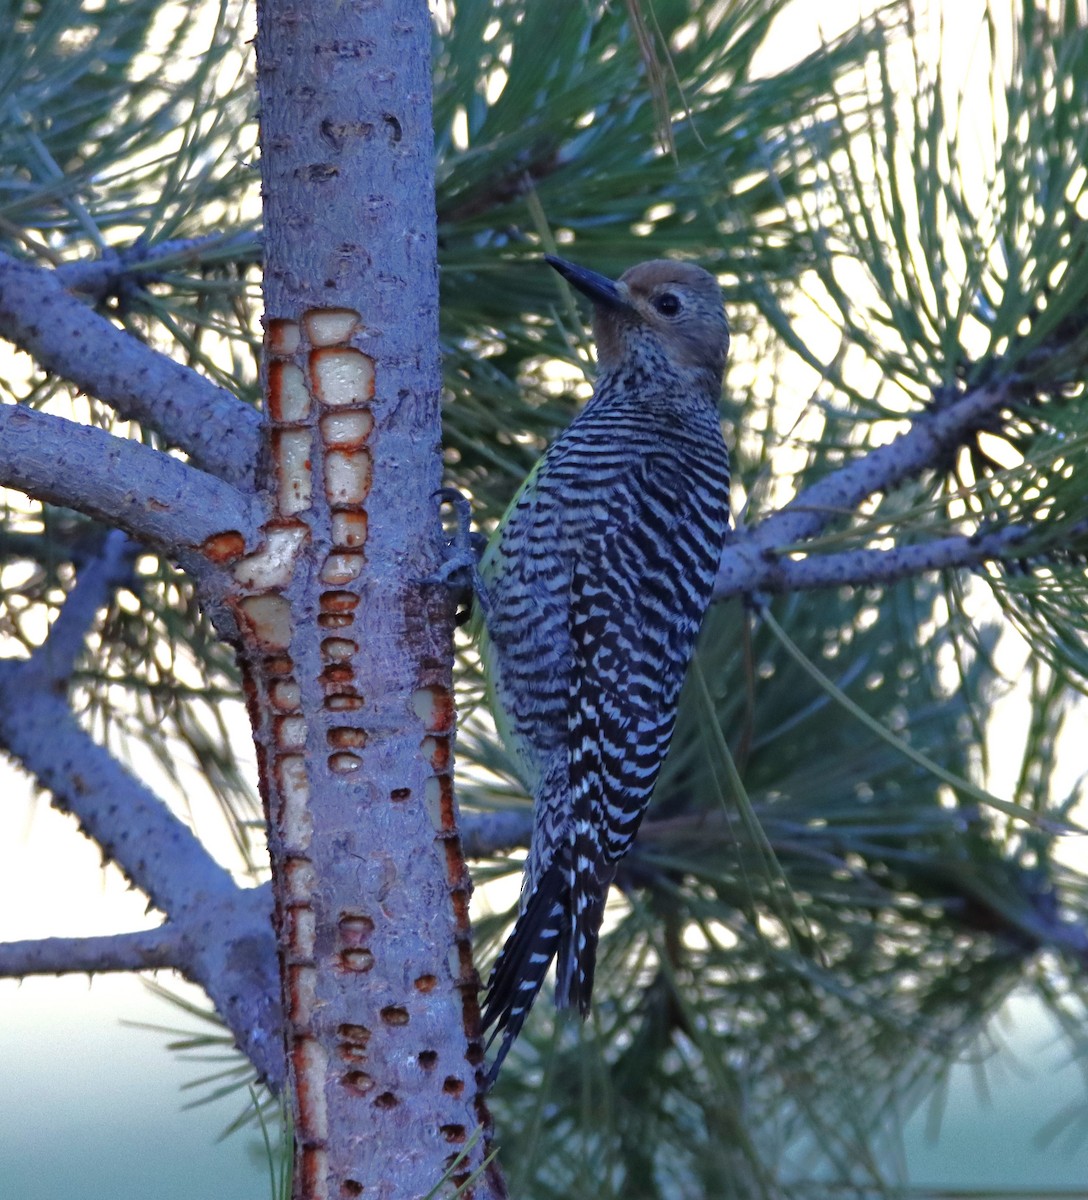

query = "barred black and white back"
(477, 258), (731, 1083)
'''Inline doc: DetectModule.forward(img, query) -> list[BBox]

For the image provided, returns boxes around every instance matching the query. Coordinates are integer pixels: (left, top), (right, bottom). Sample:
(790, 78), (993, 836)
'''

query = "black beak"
(545, 254), (632, 313)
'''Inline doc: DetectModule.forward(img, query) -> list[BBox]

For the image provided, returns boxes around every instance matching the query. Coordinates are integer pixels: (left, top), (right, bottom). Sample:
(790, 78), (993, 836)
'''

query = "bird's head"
(545, 255), (730, 384)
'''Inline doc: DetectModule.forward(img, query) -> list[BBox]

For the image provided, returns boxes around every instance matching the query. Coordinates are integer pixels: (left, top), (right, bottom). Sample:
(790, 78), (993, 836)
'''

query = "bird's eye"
(653, 292), (682, 317)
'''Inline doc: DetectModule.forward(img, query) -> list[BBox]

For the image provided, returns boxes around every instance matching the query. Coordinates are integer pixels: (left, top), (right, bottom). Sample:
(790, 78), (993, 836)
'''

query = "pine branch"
(27, 529), (136, 687)
(718, 524), (1036, 598)
(0, 669), (282, 1082)
(0, 928), (183, 976)
(715, 382), (1011, 598)
(461, 809), (534, 858)
(0, 542), (282, 1083)
(0, 672), (285, 1084)
(55, 233), (260, 301)
(0, 250), (261, 485)
(0, 403), (260, 556)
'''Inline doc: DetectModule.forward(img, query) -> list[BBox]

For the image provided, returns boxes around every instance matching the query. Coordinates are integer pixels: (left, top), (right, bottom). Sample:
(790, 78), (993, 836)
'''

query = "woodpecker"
(476, 254), (732, 1082)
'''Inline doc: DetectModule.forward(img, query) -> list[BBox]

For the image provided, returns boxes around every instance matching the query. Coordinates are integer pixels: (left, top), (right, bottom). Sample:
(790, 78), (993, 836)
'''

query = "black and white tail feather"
(481, 840), (616, 1084)
(480, 866), (568, 1085)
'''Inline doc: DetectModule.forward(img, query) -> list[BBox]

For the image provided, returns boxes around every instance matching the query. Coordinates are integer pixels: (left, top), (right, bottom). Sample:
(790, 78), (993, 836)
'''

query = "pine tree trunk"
(241, 1), (502, 1194)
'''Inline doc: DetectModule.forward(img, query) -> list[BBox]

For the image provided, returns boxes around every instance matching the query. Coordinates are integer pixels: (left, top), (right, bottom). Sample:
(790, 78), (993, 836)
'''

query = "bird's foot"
(425, 487), (492, 618)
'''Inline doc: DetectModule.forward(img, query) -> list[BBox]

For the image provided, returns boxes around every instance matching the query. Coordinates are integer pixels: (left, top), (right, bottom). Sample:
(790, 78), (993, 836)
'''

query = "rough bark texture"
(249, 2), (499, 1196)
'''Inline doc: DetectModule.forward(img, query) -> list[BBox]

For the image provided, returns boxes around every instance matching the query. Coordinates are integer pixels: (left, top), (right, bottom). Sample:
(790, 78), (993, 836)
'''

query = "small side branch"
(0, 675), (283, 1083)
(0, 667), (234, 937)
(461, 809), (534, 858)
(770, 384), (1009, 546)
(717, 524), (1034, 599)
(0, 403), (260, 555)
(715, 383), (1014, 598)
(54, 233), (260, 302)
(28, 529), (135, 687)
(0, 249), (262, 486)
(0, 927), (183, 977)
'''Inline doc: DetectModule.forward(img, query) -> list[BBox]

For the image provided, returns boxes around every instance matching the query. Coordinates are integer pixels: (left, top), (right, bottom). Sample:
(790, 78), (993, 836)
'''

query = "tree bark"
(250, 1), (500, 1196)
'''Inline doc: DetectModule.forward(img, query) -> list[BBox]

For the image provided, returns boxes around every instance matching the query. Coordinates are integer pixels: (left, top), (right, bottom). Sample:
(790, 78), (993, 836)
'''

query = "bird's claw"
(424, 488), (492, 618)
(433, 487), (480, 559)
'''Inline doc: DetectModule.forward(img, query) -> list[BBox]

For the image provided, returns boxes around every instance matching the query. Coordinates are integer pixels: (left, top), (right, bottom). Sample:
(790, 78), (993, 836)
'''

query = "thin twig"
(55, 233), (260, 299)
(26, 530), (136, 688)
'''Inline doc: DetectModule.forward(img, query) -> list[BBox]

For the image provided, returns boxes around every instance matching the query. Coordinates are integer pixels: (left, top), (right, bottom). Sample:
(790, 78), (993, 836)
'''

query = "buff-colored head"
(546, 255), (730, 381)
